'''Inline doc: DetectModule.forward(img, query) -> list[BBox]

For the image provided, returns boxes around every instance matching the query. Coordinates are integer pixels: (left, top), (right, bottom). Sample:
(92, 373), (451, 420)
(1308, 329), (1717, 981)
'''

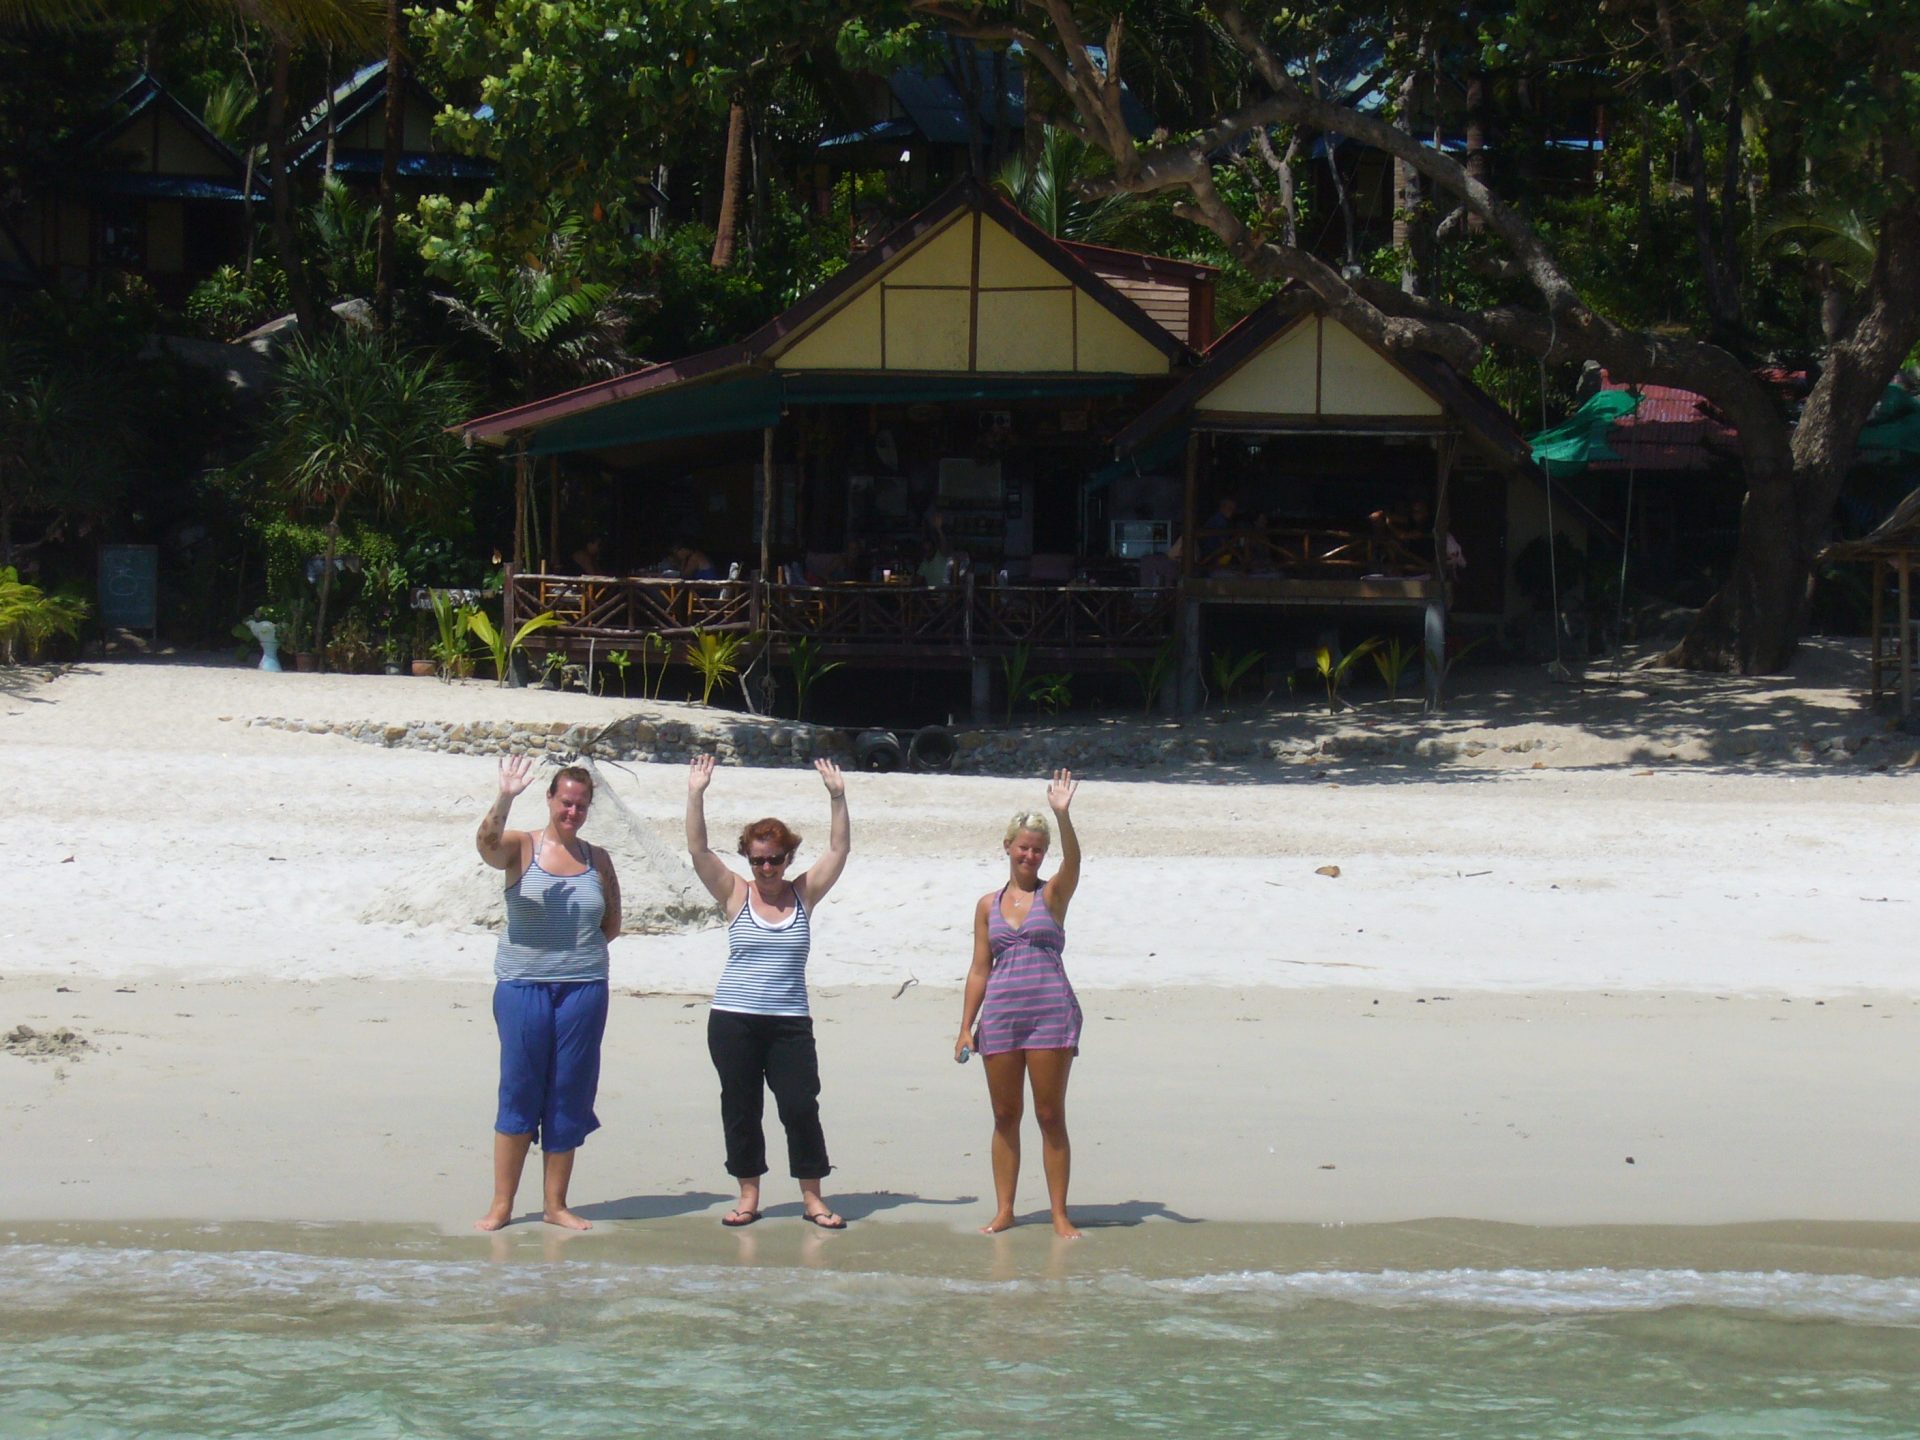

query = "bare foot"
(1051, 1215), (1082, 1240)
(543, 1206), (592, 1231)
(979, 1212), (1017, 1235)
(474, 1203), (514, 1232)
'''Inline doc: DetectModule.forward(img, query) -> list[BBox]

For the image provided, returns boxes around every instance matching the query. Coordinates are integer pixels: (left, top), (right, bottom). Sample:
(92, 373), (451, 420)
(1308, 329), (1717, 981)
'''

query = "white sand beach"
(3, 656), (1917, 1231)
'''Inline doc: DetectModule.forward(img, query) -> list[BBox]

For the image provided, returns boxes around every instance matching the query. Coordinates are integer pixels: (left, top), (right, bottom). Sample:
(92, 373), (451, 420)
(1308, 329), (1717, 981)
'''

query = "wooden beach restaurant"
(457, 181), (1560, 716)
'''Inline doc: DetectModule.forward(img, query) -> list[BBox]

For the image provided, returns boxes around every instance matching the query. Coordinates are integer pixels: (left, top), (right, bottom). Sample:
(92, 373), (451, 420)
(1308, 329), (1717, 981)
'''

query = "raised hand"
(499, 753), (536, 798)
(1046, 767), (1076, 816)
(688, 754), (716, 795)
(814, 757), (845, 798)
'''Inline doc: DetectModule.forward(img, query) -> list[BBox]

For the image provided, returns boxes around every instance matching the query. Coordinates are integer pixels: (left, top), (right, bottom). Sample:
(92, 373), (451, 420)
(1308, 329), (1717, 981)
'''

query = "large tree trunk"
(265, 39), (322, 332)
(710, 97), (747, 269)
(373, 0), (403, 331)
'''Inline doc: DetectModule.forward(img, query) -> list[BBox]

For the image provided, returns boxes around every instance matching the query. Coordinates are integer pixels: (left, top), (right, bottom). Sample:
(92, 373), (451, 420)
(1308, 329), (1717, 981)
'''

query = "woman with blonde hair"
(686, 754), (852, 1229)
(955, 770), (1083, 1237)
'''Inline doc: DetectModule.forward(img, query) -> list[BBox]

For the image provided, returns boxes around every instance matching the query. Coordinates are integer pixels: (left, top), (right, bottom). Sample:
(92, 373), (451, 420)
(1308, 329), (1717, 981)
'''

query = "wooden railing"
(510, 573), (755, 638)
(509, 570), (1176, 658)
(1192, 525), (1430, 577)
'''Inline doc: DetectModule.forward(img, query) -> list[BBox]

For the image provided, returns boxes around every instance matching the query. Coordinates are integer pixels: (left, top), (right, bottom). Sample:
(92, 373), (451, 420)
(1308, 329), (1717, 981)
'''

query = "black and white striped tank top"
(494, 832), (610, 983)
(713, 884), (811, 1017)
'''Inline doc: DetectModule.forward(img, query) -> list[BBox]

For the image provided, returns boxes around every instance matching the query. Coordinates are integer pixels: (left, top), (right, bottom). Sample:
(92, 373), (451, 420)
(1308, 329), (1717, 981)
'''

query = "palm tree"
(433, 211), (648, 397)
(0, 325), (132, 567)
(248, 330), (480, 666)
(993, 126), (1133, 244)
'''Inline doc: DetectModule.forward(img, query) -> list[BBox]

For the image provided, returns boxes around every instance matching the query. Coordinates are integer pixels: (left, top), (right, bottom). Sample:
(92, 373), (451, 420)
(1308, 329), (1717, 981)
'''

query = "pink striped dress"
(975, 886), (1083, 1055)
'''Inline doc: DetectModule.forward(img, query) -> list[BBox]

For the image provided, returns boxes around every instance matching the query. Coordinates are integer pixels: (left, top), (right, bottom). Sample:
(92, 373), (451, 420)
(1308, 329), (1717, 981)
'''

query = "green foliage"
(465, 606), (562, 686)
(249, 331), (480, 529)
(413, 0), (921, 272)
(1000, 642), (1032, 724)
(1123, 638), (1177, 713)
(636, 631), (671, 702)
(1026, 673), (1072, 715)
(1371, 636), (1419, 705)
(786, 635), (844, 722)
(685, 626), (747, 706)
(1314, 638), (1381, 713)
(1425, 637), (1486, 714)
(1207, 647), (1263, 706)
(185, 264), (289, 341)
(428, 589), (478, 678)
(307, 176), (378, 304)
(0, 565), (89, 663)
(994, 127), (1132, 243)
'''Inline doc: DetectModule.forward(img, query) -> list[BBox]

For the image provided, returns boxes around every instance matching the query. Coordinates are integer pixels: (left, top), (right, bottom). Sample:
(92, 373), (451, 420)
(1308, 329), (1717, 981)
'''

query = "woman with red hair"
(686, 754), (852, 1228)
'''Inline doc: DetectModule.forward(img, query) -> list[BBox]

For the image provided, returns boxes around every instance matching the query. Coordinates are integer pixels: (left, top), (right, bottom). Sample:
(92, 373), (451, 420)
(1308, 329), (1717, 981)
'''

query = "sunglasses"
(748, 853), (790, 868)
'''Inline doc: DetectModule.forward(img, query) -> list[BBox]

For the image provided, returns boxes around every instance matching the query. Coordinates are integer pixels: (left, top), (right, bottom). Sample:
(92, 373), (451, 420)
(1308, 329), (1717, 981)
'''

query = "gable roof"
(460, 178), (1187, 445)
(1113, 290), (1531, 468)
(81, 73), (256, 195)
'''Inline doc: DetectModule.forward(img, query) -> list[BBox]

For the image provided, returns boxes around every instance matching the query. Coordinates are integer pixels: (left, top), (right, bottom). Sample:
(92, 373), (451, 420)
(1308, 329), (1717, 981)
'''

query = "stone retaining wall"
(242, 711), (1900, 774)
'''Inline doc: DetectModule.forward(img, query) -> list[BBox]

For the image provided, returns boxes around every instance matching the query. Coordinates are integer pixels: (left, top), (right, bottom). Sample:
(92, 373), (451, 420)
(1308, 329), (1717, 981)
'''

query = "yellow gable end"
(774, 205), (1173, 375)
(1319, 320), (1442, 416)
(1194, 315), (1442, 418)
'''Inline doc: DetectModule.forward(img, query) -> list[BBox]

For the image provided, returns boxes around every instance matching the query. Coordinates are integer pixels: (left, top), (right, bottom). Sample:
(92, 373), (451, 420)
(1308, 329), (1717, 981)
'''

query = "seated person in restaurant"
(665, 540), (721, 581)
(1135, 537), (1179, 588)
(570, 537), (607, 575)
(1200, 495), (1246, 570)
(915, 539), (953, 588)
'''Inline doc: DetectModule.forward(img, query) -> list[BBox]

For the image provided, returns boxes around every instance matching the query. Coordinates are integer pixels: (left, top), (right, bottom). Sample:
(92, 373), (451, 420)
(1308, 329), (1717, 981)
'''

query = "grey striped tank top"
(494, 831), (610, 983)
(712, 884), (811, 1017)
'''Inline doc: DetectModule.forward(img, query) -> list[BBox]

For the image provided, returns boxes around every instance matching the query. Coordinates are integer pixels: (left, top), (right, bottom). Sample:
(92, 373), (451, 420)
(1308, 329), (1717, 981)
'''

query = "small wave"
(1150, 1266), (1920, 1324)
(4, 1246), (1918, 1328)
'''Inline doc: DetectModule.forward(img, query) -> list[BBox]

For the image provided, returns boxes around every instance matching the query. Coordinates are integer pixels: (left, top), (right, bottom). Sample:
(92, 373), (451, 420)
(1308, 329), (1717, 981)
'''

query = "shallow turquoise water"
(4, 1236), (1919, 1438)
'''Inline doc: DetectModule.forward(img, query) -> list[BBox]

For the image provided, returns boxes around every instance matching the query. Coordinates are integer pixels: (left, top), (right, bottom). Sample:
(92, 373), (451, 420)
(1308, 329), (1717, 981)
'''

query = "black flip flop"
(721, 1208), (762, 1228)
(802, 1211), (847, 1230)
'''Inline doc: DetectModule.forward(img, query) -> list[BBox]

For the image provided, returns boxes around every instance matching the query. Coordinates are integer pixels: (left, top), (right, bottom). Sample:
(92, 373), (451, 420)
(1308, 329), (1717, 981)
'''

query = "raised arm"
(1041, 769), (1081, 922)
(685, 755), (745, 908)
(477, 755), (535, 872)
(955, 894), (994, 1062)
(797, 759), (850, 908)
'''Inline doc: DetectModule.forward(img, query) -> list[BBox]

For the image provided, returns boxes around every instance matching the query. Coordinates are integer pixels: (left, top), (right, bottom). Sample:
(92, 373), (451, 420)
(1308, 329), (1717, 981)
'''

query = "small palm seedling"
(606, 649), (631, 698)
(1208, 647), (1264, 707)
(787, 635), (845, 722)
(1372, 636), (1418, 705)
(1315, 637), (1382, 713)
(1000, 642), (1032, 724)
(1026, 673), (1072, 716)
(1123, 638), (1177, 713)
(1424, 636), (1486, 713)
(465, 607), (562, 686)
(686, 627), (747, 706)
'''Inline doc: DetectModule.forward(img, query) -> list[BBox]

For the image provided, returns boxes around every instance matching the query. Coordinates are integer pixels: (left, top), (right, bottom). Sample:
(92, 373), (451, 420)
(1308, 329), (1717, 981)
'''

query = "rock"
(1315, 864), (1342, 878)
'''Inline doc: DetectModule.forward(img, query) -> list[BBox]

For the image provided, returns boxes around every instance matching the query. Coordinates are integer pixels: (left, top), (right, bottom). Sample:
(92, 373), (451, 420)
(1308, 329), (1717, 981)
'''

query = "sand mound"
(360, 762), (720, 937)
(4, 1024), (92, 1062)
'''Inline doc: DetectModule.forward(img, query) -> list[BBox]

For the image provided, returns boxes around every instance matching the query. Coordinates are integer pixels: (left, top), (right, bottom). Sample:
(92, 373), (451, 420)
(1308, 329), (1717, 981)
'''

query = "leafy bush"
(0, 566), (89, 663)
(184, 263), (288, 341)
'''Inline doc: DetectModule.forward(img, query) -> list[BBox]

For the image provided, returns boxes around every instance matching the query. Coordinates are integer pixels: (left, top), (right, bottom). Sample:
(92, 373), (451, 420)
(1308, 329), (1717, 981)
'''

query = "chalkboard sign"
(98, 544), (158, 630)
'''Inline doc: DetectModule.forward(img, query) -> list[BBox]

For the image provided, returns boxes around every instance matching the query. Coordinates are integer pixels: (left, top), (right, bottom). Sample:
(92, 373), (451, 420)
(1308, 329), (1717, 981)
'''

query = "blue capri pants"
(493, 980), (609, 1152)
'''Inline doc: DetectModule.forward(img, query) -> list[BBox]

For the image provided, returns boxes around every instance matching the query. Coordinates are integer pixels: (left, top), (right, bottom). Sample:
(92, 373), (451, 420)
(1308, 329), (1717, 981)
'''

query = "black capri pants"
(706, 1009), (832, 1180)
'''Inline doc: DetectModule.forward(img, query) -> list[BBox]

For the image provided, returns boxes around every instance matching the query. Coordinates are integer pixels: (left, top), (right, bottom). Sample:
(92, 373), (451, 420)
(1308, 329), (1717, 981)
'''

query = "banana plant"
(1000, 642), (1032, 723)
(465, 607), (562, 686)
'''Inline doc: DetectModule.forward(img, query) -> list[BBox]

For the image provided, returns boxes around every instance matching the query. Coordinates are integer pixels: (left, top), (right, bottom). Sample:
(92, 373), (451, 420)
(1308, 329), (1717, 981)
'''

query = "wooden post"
(546, 458), (559, 574)
(1181, 431), (1200, 579)
(1870, 556), (1885, 703)
(1900, 554), (1912, 721)
(512, 439), (529, 571)
(1433, 433), (1457, 598)
(760, 424), (776, 580)
(1179, 596), (1202, 714)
